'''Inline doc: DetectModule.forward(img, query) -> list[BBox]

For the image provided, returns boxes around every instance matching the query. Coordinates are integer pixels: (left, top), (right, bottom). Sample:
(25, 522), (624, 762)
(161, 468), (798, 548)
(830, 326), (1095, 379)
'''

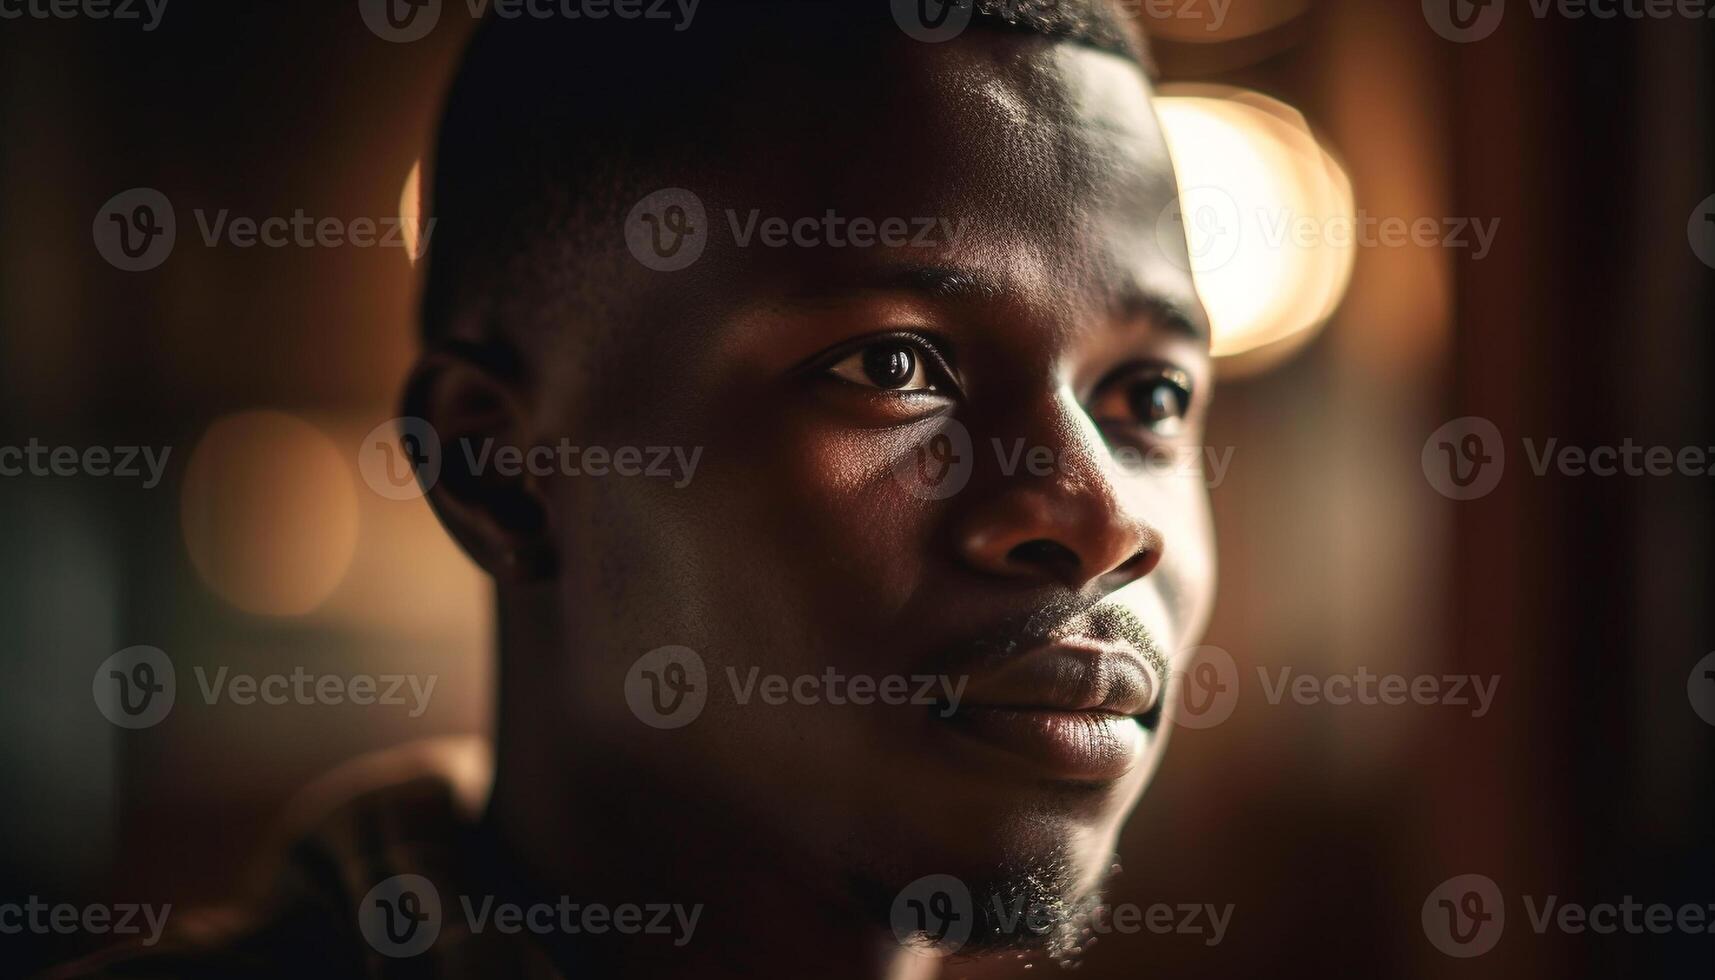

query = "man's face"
(532, 31), (1213, 950)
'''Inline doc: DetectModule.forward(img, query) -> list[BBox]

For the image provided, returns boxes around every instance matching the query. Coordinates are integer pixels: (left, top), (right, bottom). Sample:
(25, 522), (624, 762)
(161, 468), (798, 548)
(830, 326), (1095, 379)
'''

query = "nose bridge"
(1007, 384), (1123, 508)
(955, 385), (1159, 589)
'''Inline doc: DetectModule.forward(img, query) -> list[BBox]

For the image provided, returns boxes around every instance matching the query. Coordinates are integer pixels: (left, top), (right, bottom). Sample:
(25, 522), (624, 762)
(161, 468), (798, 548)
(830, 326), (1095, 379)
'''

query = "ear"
(402, 341), (558, 583)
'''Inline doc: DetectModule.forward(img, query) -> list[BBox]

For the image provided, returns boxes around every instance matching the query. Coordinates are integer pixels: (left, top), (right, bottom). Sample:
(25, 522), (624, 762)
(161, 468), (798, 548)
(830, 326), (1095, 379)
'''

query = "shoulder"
(44, 737), (494, 980)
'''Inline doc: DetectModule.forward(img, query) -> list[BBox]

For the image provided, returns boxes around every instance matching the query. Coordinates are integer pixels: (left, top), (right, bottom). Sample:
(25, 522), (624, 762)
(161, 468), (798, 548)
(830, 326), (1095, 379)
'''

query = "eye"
(1091, 365), (1194, 437)
(826, 339), (942, 393)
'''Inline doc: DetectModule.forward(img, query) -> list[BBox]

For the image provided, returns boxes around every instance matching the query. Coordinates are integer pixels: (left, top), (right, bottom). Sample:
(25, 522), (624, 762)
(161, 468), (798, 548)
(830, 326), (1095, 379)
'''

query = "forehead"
(671, 33), (1199, 334)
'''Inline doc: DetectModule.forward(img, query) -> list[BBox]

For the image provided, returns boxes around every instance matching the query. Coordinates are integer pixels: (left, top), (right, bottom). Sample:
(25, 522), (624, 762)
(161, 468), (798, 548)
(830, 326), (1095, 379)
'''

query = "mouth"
(939, 638), (1164, 784)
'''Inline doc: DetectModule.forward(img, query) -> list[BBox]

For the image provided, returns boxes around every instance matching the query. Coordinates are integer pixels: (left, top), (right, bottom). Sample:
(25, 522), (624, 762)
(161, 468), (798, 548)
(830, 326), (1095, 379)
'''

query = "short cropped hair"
(419, 0), (1154, 354)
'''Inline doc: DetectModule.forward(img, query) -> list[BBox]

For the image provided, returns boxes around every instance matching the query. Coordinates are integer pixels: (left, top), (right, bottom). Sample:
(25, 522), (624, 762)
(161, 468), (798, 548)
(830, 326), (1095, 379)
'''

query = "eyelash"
(820, 335), (1194, 436)
(1091, 364), (1195, 439)
(821, 331), (960, 397)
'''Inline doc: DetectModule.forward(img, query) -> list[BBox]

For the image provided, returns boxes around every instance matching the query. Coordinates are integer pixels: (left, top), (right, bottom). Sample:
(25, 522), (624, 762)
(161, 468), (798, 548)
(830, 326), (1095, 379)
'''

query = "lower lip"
(943, 707), (1148, 783)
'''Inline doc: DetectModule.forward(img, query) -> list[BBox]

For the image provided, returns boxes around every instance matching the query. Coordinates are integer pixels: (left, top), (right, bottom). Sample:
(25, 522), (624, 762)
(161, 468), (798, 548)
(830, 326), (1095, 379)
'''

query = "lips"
(942, 639), (1164, 783)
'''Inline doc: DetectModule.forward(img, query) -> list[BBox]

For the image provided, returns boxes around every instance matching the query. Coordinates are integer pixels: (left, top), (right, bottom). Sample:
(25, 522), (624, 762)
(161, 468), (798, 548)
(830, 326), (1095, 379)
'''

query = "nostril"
(1112, 547), (1157, 578)
(1007, 538), (1080, 574)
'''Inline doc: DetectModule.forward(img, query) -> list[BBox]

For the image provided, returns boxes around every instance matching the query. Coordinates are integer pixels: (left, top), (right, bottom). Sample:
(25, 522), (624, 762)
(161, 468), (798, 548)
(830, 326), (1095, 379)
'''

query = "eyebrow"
(1118, 288), (1208, 342)
(809, 263), (1209, 341)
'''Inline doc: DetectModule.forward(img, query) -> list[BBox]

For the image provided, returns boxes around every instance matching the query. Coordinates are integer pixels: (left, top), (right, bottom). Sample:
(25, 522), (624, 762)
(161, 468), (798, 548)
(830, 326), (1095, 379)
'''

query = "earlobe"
(402, 342), (558, 583)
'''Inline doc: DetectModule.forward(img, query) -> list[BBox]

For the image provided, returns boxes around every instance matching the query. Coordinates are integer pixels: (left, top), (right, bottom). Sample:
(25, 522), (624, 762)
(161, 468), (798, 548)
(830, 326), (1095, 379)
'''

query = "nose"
(953, 405), (1161, 592)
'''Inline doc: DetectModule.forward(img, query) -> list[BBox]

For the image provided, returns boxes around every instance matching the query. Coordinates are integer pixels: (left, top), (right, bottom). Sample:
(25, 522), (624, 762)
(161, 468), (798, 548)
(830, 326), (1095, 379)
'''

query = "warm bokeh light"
(1155, 85), (1355, 370)
(181, 410), (360, 616)
(400, 158), (424, 265)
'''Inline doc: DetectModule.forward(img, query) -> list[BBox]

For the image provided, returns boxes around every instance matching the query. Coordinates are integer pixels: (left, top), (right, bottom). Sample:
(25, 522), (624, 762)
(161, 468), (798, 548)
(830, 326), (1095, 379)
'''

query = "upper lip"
(954, 637), (1162, 717)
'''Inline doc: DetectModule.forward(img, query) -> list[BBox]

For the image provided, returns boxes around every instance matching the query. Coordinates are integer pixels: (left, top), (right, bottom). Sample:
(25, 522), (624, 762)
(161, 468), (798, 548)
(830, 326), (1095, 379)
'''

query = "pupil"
(863, 345), (915, 389)
(1133, 380), (1182, 422)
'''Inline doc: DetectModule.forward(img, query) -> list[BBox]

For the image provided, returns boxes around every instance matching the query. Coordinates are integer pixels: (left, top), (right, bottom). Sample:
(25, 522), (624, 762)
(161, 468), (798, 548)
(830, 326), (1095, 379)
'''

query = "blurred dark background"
(2, 1), (1711, 977)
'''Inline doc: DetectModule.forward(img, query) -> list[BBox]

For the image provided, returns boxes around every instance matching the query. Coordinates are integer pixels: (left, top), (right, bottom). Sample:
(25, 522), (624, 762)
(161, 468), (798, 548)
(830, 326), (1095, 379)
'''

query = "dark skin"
(411, 29), (1214, 980)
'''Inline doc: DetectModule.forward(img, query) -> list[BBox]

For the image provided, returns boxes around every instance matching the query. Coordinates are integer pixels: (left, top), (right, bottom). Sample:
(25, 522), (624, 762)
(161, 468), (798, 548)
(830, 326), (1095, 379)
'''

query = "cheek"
(1160, 485), (1217, 649)
(1119, 474), (1217, 652)
(574, 414), (947, 670)
(759, 419), (944, 620)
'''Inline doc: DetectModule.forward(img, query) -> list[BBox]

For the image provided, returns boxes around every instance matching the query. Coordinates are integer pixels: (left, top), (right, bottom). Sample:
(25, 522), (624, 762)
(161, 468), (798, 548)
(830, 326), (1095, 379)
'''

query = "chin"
(851, 843), (1117, 966)
(836, 788), (1128, 964)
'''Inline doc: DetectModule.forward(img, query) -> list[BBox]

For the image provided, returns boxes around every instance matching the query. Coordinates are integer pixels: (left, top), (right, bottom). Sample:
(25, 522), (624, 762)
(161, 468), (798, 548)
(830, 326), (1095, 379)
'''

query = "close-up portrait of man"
(1, 1), (1711, 979)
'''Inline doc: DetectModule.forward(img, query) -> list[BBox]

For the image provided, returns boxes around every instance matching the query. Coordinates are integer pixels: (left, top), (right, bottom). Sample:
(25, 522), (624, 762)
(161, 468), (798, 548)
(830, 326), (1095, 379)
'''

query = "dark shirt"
(49, 737), (563, 980)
